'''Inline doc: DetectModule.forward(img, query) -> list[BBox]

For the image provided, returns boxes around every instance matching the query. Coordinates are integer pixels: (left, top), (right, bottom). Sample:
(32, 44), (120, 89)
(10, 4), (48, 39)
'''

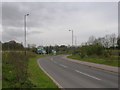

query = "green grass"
(0, 62), (1, 89)
(2, 52), (35, 88)
(68, 55), (119, 67)
(28, 55), (58, 88)
(3, 51), (59, 88)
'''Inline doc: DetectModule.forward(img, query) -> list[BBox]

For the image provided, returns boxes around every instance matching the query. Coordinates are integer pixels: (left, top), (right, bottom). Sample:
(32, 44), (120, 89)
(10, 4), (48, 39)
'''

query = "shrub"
(80, 43), (104, 57)
(2, 52), (35, 88)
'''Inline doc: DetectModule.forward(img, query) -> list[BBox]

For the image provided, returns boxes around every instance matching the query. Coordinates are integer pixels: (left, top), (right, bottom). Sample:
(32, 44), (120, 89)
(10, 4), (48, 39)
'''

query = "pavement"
(38, 55), (118, 88)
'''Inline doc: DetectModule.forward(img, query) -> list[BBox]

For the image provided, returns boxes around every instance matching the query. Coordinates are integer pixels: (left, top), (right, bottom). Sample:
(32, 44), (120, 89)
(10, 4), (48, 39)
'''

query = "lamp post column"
(24, 14), (29, 55)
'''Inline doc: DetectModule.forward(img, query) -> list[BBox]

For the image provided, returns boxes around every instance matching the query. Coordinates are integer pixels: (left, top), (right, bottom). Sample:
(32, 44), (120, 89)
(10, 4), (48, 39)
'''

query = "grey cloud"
(2, 3), (24, 27)
(28, 30), (42, 35)
(118, 2), (120, 37)
(2, 2), (118, 45)
(2, 26), (42, 42)
(2, 2), (58, 28)
(2, 27), (24, 40)
(3, 2), (117, 28)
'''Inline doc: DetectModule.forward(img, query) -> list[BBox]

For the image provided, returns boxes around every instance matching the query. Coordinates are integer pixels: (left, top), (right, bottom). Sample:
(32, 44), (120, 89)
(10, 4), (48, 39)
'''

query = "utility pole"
(24, 14), (29, 55)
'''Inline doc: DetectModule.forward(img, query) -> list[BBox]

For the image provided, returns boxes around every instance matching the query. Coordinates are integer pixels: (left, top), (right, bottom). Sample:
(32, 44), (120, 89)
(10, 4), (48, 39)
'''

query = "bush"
(80, 43), (104, 57)
(103, 50), (112, 58)
(80, 53), (86, 58)
(2, 52), (35, 88)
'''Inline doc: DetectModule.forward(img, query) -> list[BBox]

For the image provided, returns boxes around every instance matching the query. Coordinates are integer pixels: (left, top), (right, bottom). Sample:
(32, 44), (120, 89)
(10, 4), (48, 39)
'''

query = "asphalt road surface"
(38, 55), (118, 88)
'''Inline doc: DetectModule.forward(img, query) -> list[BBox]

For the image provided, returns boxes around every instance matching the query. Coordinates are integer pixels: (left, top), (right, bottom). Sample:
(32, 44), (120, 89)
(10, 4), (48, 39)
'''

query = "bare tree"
(87, 36), (96, 45)
(95, 34), (117, 49)
(109, 33), (117, 49)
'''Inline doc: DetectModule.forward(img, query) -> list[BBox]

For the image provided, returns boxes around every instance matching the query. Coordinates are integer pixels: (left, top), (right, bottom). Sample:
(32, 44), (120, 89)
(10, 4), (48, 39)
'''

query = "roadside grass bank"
(3, 51), (59, 89)
(67, 55), (120, 67)
(2, 51), (35, 88)
(28, 55), (59, 88)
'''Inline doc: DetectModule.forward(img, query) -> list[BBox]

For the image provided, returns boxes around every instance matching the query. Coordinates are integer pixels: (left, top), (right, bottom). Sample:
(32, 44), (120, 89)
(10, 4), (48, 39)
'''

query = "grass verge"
(67, 55), (119, 67)
(2, 52), (35, 88)
(28, 55), (58, 88)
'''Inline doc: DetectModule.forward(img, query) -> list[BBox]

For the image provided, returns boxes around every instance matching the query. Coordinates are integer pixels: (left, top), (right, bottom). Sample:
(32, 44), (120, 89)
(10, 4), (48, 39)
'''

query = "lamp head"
(27, 14), (29, 16)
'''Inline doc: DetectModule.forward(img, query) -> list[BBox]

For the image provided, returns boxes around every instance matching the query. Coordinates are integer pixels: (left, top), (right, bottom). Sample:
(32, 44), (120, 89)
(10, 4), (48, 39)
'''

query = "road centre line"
(75, 70), (101, 80)
(50, 58), (58, 64)
(51, 57), (100, 80)
(54, 61), (58, 64)
(51, 57), (101, 80)
(60, 64), (68, 68)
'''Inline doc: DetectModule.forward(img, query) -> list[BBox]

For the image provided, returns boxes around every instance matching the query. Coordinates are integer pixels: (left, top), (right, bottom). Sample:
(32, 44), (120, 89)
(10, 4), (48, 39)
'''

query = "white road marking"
(54, 61), (58, 64)
(60, 64), (68, 68)
(50, 58), (58, 64)
(75, 70), (101, 80)
(51, 57), (100, 80)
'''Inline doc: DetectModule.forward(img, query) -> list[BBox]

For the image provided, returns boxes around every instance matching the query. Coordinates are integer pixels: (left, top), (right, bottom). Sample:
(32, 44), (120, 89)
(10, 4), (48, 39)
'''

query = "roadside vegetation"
(2, 52), (35, 88)
(2, 33), (120, 88)
(68, 34), (120, 67)
(0, 42), (2, 89)
(68, 50), (119, 67)
(2, 41), (58, 89)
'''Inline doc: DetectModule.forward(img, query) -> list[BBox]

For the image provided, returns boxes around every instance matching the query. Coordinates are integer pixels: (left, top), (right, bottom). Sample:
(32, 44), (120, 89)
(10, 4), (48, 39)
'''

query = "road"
(38, 55), (118, 88)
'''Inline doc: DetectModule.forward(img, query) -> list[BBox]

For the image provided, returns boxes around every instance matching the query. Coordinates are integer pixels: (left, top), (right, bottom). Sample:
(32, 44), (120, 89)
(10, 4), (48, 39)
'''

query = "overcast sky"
(2, 2), (118, 46)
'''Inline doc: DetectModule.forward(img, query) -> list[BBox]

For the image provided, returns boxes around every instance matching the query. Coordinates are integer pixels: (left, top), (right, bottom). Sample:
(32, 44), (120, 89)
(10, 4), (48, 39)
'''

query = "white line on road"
(51, 58), (57, 63)
(50, 58), (58, 64)
(54, 61), (58, 64)
(75, 70), (101, 80)
(60, 64), (68, 68)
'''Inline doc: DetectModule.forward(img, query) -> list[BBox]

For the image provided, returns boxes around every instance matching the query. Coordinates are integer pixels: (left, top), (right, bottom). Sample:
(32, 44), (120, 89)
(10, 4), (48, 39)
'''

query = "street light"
(69, 30), (73, 47)
(24, 14), (29, 55)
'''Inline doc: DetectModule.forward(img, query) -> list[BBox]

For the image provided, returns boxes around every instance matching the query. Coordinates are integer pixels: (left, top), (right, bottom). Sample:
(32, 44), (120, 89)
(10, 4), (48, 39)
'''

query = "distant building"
(52, 50), (56, 55)
(37, 46), (46, 54)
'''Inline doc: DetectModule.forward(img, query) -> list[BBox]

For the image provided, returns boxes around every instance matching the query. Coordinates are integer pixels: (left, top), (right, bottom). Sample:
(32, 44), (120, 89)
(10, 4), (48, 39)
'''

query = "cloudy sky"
(2, 2), (118, 46)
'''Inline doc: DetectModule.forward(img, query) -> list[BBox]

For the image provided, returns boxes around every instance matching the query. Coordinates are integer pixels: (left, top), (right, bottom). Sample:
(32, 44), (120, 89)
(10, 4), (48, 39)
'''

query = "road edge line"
(37, 59), (63, 89)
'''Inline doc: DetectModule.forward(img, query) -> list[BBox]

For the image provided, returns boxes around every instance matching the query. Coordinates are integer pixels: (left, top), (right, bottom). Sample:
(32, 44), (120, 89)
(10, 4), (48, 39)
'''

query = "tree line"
(1, 33), (120, 55)
(73, 33), (119, 59)
(2, 40), (24, 51)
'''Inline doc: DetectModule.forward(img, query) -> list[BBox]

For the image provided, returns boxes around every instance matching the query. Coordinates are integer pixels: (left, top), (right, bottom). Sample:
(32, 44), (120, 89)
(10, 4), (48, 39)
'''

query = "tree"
(109, 33), (117, 49)
(28, 44), (37, 52)
(87, 36), (96, 45)
(97, 34), (117, 49)
(2, 40), (24, 50)
(79, 43), (104, 57)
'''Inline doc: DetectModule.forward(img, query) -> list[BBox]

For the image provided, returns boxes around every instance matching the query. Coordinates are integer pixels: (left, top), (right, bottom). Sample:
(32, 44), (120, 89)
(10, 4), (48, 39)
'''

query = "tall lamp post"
(24, 14), (29, 55)
(69, 30), (73, 47)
